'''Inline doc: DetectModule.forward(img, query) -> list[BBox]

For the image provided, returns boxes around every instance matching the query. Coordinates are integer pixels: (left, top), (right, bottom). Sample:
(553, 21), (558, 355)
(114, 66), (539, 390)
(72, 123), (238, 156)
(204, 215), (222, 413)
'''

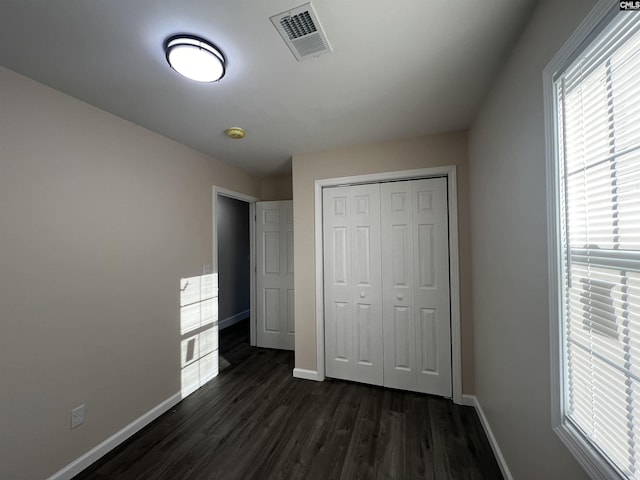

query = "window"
(547, 3), (640, 479)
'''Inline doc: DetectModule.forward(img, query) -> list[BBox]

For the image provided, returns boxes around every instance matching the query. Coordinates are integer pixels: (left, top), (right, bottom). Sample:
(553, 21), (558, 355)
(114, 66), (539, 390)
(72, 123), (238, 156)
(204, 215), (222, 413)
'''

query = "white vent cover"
(270, 2), (332, 61)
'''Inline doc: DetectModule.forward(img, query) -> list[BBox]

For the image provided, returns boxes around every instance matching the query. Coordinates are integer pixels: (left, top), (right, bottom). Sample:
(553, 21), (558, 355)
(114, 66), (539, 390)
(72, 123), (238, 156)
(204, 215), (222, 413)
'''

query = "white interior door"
(256, 201), (294, 350)
(381, 178), (451, 397)
(323, 184), (383, 385)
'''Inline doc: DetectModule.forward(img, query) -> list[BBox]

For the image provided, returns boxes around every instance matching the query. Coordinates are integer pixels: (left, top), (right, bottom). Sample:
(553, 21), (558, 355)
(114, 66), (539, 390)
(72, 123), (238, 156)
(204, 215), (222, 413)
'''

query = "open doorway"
(213, 187), (258, 372)
(217, 194), (250, 366)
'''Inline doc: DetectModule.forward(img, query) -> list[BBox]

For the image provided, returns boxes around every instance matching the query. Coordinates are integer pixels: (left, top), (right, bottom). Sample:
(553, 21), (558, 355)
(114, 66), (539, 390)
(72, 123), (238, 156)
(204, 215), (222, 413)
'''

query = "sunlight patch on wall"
(180, 273), (218, 399)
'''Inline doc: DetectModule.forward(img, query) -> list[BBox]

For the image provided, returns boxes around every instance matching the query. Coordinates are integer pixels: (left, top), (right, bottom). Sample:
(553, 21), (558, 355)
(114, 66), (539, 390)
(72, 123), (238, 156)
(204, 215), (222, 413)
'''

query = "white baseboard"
(463, 395), (513, 480)
(218, 309), (250, 330)
(293, 368), (322, 381)
(46, 392), (182, 480)
(461, 394), (477, 407)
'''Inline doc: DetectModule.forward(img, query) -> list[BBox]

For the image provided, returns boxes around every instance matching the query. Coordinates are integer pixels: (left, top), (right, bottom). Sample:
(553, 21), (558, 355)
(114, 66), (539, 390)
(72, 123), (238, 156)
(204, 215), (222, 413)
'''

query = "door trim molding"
(313, 166), (463, 404)
(213, 186), (259, 346)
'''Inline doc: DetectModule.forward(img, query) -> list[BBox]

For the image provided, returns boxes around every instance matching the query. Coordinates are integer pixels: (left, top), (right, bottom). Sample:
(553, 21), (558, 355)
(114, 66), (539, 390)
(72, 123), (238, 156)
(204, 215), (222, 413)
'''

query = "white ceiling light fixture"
(164, 35), (226, 83)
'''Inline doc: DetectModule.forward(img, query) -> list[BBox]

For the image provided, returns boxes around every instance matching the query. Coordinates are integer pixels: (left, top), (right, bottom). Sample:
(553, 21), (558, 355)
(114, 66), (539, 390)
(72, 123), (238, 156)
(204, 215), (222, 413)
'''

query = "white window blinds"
(556, 10), (640, 478)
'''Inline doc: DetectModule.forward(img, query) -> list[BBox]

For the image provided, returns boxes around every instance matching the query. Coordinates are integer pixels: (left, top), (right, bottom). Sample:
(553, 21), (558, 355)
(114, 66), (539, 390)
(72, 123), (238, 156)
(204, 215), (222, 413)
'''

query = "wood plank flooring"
(74, 320), (502, 480)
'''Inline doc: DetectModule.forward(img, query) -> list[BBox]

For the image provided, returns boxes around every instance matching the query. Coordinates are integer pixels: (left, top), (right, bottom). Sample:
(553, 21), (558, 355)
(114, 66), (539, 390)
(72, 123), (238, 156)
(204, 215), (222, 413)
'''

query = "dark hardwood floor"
(74, 320), (502, 480)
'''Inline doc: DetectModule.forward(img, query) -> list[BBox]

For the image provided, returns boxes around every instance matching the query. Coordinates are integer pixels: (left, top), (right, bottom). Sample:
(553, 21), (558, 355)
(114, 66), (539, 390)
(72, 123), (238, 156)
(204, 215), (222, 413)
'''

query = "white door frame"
(212, 186), (260, 346)
(314, 166), (463, 404)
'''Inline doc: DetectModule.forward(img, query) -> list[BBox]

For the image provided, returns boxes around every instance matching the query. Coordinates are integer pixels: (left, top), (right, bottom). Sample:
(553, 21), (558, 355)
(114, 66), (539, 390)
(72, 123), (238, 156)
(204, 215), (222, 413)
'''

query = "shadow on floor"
(218, 317), (250, 374)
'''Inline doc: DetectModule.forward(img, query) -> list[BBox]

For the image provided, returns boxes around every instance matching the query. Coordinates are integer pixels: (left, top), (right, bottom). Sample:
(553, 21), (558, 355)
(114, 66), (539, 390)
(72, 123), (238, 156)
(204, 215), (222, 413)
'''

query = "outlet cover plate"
(71, 404), (85, 429)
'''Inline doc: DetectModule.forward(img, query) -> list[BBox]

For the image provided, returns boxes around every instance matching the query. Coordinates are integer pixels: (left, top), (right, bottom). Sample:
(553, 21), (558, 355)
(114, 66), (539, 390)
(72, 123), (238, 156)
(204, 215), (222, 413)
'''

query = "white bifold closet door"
(256, 201), (295, 350)
(380, 178), (451, 397)
(323, 178), (451, 397)
(323, 184), (384, 385)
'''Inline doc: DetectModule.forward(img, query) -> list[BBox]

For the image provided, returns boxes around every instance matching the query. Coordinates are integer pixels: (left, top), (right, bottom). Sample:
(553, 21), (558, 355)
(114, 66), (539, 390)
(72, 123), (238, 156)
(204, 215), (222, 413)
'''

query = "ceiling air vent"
(270, 3), (332, 61)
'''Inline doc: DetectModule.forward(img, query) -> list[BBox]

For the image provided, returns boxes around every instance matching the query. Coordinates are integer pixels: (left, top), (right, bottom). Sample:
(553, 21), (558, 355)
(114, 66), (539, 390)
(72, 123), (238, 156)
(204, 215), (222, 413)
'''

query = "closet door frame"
(313, 166), (463, 405)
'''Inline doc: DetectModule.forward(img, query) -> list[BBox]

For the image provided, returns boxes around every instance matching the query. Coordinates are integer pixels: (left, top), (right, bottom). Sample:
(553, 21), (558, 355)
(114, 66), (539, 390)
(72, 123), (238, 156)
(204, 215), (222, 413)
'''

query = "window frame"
(544, 1), (637, 479)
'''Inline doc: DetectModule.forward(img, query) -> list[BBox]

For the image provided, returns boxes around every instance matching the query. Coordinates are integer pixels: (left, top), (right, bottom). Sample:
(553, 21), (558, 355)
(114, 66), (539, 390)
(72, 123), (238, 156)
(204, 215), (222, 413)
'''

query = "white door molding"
(313, 166), (463, 404)
(212, 186), (259, 346)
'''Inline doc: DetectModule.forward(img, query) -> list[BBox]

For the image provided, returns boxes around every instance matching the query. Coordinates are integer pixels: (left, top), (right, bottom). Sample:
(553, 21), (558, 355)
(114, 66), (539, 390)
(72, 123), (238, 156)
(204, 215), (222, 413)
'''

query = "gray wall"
(217, 195), (250, 327)
(468, 0), (596, 479)
(0, 66), (260, 480)
(260, 174), (293, 201)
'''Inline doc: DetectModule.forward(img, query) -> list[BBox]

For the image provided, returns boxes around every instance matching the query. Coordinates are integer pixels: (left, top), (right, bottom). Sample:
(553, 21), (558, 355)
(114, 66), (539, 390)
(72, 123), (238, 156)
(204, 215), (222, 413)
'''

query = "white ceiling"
(0, 0), (536, 176)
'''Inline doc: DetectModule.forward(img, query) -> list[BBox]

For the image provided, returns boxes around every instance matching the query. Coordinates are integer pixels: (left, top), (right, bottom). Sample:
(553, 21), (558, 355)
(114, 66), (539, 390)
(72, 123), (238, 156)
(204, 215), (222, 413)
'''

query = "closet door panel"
(323, 184), (383, 385)
(350, 184), (383, 385)
(381, 182), (417, 391)
(413, 178), (451, 397)
(323, 188), (353, 381)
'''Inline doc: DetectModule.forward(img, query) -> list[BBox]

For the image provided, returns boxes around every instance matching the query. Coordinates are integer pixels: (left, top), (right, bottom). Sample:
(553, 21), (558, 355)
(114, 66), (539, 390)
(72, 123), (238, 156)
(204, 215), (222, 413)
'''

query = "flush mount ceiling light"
(164, 35), (226, 82)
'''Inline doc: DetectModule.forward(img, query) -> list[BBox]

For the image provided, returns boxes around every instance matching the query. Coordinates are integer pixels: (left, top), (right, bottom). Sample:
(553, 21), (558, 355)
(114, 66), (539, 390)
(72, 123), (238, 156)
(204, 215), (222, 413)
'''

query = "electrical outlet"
(71, 404), (85, 429)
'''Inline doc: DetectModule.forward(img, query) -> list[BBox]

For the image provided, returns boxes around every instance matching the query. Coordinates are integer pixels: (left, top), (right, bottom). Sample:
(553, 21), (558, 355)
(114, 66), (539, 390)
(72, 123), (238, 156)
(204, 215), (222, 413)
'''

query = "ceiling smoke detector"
(270, 2), (332, 61)
(225, 127), (246, 139)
